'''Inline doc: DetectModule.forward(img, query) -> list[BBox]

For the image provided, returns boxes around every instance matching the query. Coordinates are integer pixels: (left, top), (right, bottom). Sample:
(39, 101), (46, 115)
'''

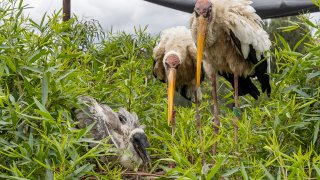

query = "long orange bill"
(196, 16), (208, 88)
(167, 68), (176, 125)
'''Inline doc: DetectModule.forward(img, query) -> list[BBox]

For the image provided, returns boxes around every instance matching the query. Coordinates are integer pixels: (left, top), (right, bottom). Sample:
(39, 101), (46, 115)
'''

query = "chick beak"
(133, 134), (151, 166)
(167, 68), (176, 125)
(196, 15), (208, 88)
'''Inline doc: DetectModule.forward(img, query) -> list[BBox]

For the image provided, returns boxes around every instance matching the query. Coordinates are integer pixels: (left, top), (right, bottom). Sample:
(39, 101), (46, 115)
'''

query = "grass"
(0, 0), (319, 179)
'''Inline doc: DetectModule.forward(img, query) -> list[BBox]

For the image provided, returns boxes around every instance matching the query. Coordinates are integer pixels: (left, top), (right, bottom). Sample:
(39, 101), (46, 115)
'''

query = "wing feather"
(153, 42), (166, 82)
(75, 96), (123, 148)
(117, 107), (139, 128)
(224, 0), (271, 59)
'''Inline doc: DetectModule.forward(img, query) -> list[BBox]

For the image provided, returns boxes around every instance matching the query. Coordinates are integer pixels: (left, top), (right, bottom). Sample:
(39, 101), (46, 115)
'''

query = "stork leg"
(233, 74), (239, 145)
(195, 90), (205, 165)
(211, 73), (220, 157)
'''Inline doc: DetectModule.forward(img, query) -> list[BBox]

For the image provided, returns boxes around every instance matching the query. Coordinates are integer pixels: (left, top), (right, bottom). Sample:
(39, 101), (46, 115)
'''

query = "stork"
(153, 26), (204, 125)
(190, 0), (271, 154)
(74, 96), (150, 170)
(153, 26), (206, 163)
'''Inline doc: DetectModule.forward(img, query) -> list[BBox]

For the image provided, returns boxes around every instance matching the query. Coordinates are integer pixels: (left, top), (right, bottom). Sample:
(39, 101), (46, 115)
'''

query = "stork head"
(164, 51), (181, 125)
(195, 0), (213, 21)
(130, 128), (151, 165)
(194, 0), (212, 88)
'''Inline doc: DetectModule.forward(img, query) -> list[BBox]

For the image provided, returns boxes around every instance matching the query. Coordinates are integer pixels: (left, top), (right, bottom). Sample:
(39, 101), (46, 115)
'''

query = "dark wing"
(229, 30), (271, 98)
(219, 72), (260, 100)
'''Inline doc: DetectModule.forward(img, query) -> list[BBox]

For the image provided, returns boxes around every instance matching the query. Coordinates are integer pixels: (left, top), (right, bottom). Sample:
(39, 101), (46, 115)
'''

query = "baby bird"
(74, 96), (150, 170)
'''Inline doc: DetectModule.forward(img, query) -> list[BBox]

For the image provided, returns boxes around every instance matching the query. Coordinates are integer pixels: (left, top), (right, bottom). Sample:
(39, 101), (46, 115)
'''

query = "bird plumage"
(191, 0), (272, 155)
(153, 26), (204, 102)
(74, 96), (150, 170)
(190, 0), (271, 98)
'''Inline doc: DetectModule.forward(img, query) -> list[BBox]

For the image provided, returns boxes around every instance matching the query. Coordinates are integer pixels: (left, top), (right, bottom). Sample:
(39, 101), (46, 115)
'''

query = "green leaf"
(33, 97), (54, 121)
(313, 121), (320, 145)
(260, 163), (275, 180)
(58, 53), (82, 59)
(23, 66), (43, 74)
(222, 167), (239, 177)
(45, 159), (54, 180)
(23, 77), (33, 96)
(0, 45), (10, 49)
(73, 164), (94, 176)
(0, 175), (29, 180)
(294, 89), (310, 98)
(76, 122), (96, 140)
(307, 71), (320, 80)
(55, 69), (76, 82)
(27, 50), (47, 64)
(240, 163), (248, 180)
(206, 158), (225, 180)
(313, 163), (320, 176)
(293, 34), (308, 51)
(41, 73), (49, 105)
(4, 57), (16, 72)
(281, 51), (303, 57)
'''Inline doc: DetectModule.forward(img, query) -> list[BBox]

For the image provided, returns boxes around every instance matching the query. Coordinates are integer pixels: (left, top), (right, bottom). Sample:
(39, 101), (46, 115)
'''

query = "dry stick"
(195, 90), (205, 165)
(123, 171), (164, 178)
(211, 73), (220, 164)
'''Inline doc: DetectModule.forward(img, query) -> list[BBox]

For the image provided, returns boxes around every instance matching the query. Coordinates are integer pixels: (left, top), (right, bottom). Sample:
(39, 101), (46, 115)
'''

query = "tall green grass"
(0, 0), (319, 179)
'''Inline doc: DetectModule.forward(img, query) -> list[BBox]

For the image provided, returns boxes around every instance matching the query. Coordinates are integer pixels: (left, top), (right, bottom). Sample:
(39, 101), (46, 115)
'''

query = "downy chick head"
(129, 128), (150, 166)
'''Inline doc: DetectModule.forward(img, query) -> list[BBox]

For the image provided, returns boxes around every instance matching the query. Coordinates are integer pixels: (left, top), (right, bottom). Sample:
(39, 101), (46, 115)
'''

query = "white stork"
(153, 26), (204, 124)
(74, 96), (150, 170)
(190, 0), (271, 154)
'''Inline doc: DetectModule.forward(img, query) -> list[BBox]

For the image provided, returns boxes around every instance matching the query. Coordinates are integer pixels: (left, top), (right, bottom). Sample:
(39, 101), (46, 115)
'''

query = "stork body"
(190, 0), (271, 155)
(74, 96), (150, 170)
(153, 26), (204, 124)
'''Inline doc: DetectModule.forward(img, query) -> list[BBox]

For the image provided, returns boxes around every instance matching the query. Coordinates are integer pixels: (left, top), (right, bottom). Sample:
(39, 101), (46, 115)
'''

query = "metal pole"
(143, 0), (320, 19)
(63, 0), (71, 21)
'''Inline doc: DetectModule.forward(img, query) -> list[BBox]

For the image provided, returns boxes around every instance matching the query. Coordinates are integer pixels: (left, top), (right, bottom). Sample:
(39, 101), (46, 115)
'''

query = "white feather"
(222, 0), (271, 59)
(255, 50), (261, 61)
(241, 43), (250, 59)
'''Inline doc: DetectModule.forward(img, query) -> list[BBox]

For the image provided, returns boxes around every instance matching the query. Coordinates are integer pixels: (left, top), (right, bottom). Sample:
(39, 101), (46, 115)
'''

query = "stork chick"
(190, 0), (271, 154)
(153, 26), (204, 124)
(74, 96), (150, 170)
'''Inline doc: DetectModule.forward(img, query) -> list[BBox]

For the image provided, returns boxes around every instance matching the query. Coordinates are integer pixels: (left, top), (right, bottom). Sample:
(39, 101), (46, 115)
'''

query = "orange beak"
(196, 16), (208, 88)
(167, 68), (176, 125)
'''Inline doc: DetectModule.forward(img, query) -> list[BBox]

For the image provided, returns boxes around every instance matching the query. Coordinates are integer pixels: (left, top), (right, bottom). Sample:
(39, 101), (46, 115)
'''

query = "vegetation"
(265, 16), (312, 53)
(0, 0), (319, 179)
